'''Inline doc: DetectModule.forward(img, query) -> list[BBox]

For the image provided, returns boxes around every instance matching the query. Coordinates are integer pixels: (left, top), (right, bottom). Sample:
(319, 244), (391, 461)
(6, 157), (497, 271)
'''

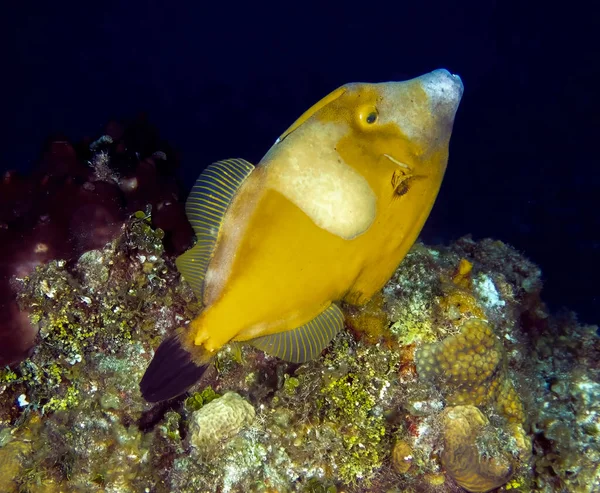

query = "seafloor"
(0, 124), (598, 493)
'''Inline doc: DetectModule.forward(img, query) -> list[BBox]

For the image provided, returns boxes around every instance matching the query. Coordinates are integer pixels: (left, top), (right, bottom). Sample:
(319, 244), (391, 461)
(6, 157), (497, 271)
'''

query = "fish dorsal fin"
(249, 303), (344, 363)
(176, 158), (254, 300)
(276, 86), (347, 143)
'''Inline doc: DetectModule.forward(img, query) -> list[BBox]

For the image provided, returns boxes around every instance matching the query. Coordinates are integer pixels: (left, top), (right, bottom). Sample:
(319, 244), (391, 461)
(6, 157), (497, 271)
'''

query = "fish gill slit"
(383, 153), (411, 170)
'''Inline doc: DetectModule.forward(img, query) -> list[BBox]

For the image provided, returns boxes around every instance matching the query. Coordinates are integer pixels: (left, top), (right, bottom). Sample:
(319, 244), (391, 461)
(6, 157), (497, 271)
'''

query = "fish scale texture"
(188, 392), (255, 449)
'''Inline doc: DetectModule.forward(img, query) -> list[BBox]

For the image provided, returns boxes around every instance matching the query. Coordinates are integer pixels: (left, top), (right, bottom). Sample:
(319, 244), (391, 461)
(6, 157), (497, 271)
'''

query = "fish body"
(141, 69), (463, 402)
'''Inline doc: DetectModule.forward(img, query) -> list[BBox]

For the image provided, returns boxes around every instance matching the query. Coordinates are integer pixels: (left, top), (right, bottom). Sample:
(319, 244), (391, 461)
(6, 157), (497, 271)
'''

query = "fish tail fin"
(140, 331), (212, 403)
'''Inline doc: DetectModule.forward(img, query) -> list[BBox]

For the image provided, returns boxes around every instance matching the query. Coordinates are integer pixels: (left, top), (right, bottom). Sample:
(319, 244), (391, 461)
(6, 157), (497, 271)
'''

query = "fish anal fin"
(249, 303), (344, 363)
(176, 158), (254, 300)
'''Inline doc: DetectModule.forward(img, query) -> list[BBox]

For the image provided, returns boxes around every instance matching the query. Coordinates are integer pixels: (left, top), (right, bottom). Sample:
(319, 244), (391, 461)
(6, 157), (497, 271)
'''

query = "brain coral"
(441, 405), (513, 493)
(188, 392), (255, 450)
(415, 318), (524, 423)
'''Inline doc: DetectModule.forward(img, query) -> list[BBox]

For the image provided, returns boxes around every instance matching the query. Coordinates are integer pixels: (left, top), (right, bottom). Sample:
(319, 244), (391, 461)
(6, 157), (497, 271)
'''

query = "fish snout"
(419, 68), (464, 125)
(377, 69), (463, 153)
(422, 69), (464, 98)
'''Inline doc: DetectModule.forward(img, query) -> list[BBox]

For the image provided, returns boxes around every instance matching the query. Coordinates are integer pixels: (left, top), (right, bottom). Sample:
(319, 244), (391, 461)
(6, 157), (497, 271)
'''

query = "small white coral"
(189, 392), (255, 450)
(474, 273), (505, 310)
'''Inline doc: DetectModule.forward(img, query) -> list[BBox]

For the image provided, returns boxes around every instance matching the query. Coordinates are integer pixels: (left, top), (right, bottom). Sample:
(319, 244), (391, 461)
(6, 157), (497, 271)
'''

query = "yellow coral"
(496, 378), (526, 424)
(441, 405), (513, 493)
(416, 318), (524, 423)
(345, 292), (391, 344)
(424, 472), (446, 486)
(438, 288), (486, 322)
(508, 423), (532, 462)
(391, 439), (413, 473)
(452, 258), (474, 290)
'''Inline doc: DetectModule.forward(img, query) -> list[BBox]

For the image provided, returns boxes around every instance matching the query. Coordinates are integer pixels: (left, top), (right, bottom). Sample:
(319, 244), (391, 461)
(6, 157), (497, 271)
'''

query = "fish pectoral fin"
(248, 303), (345, 363)
(176, 158), (254, 300)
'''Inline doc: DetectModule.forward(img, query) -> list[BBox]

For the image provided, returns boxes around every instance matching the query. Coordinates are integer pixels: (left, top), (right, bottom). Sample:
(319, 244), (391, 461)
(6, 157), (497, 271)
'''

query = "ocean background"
(2, 1), (597, 323)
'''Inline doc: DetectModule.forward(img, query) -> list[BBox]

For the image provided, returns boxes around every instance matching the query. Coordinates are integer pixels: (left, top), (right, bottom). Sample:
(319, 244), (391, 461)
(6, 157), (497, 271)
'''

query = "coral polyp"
(415, 317), (525, 423)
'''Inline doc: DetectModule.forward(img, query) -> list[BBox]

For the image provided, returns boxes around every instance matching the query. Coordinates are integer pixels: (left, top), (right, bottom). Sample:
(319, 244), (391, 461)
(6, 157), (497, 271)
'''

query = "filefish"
(140, 69), (464, 402)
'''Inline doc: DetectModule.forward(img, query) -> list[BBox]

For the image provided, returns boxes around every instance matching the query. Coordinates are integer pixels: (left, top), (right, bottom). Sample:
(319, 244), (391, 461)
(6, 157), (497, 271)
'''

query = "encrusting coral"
(440, 405), (513, 493)
(529, 313), (600, 493)
(391, 438), (414, 474)
(379, 253), (532, 492)
(0, 213), (197, 418)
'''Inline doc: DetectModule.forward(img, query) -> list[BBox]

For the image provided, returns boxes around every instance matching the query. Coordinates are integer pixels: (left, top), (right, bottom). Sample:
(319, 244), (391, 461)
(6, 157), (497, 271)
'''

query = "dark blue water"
(2, 1), (598, 323)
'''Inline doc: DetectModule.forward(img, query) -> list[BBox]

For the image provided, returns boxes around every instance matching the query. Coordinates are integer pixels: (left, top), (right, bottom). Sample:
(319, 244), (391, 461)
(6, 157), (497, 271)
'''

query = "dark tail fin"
(140, 334), (210, 402)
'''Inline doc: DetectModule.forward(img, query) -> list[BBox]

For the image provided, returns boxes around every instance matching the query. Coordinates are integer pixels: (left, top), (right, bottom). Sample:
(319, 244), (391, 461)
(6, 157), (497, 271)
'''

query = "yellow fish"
(140, 69), (463, 402)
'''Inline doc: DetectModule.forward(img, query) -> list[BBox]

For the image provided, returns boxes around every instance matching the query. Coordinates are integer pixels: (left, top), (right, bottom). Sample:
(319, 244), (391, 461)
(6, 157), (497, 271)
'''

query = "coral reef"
(0, 213), (196, 420)
(0, 141), (597, 492)
(529, 313), (600, 493)
(0, 115), (192, 367)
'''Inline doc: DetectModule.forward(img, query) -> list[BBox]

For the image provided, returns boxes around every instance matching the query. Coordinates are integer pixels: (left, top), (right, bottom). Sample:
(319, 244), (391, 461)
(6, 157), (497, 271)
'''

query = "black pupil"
(366, 112), (377, 124)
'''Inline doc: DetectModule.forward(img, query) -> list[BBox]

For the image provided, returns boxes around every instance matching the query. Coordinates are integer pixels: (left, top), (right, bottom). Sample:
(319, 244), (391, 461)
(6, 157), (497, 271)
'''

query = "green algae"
(184, 386), (220, 412)
(385, 245), (442, 346)
(0, 368), (18, 384)
(256, 333), (401, 487)
(283, 374), (300, 395)
(316, 343), (392, 484)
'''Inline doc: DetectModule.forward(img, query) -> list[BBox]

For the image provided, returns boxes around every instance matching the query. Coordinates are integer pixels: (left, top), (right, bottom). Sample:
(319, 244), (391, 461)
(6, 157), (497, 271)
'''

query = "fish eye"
(358, 104), (379, 128)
